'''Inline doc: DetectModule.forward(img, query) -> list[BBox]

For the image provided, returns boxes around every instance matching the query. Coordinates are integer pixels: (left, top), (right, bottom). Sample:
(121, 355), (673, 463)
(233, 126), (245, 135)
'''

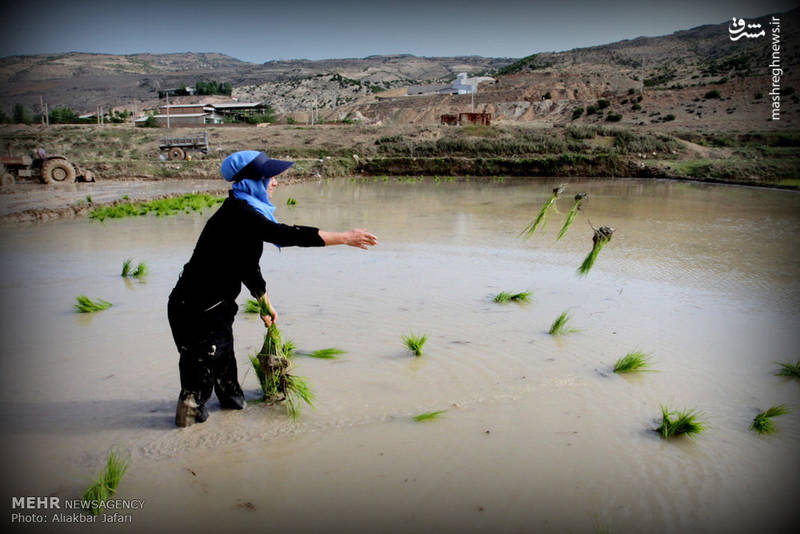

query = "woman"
(168, 150), (377, 427)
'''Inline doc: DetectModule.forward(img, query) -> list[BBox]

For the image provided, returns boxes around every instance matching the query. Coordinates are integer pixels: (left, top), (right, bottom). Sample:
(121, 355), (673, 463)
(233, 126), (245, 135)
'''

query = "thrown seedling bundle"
(521, 185), (563, 238)
(557, 193), (587, 240)
(613, 351), (651, 373)
(74, 295), (112, 313)
(548, 311), (575, 336)
(750, 404), (791, 434)
(656, 405), (705, 439)
(775, 361), (800, 380)
(493, 291), (531, 303)
(250, 322), (313, 419)
(121, 258), (147, 278)
(413, 410), (446, 422)
(403, 333), (428, 356)
(82, 451), (129, 515)
(577, 223), (614, 276)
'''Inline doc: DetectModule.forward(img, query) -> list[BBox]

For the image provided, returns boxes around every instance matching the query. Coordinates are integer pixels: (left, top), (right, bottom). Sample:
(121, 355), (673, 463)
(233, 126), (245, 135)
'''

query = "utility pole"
(40, 96), (45, 127)
(166, 92), (170, 129)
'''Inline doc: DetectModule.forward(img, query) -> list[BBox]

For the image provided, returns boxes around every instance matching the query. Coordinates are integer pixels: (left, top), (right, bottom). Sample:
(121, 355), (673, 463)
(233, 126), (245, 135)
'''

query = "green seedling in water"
(750, 404), (791, 434)
(656, 405), (705, 439)
(305, 348), (345, 359)
(121, 259), (147, 278)
(86, 195), (93, 204)
(613, 351), (651, 373)
(521, 185), (563, 238)
(251, 324), (314, 419)
(403, 333), (428, 356)
(74, 295), (112, 313)
(549, 311), (575, 336)
(493, 291), (531, 303)
(577, 223), (614, 276)
(413, 410), (446, 422)
(286, 197), (297, 206)
(775, 361), (800, 379)
(557, 193), (587, 240)
(82, 451), (129, 515)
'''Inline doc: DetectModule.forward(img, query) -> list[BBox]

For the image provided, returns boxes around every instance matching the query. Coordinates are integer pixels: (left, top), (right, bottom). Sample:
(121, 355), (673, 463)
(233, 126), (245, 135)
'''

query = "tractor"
(0, 148), (96, 185)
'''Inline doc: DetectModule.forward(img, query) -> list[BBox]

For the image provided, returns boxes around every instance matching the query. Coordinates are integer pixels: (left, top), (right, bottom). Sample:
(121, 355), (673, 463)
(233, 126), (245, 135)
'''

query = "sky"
(0, 0), (796, 62)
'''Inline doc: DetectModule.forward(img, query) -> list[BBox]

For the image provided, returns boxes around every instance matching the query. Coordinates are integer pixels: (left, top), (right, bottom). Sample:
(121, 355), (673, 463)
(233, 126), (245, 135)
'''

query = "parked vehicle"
(0, 148), (96, 184)
(159, 132), (209, 160)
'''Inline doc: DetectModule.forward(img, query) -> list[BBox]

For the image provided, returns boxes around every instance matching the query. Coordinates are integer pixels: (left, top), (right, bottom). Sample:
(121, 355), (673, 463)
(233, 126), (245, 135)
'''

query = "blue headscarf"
(220, 150), (294, 222)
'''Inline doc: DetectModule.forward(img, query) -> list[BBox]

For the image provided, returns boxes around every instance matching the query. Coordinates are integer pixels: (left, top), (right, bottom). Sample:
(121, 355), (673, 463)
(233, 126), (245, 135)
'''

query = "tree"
(49, 106), (77, 124)
(13, 103), (33, 124)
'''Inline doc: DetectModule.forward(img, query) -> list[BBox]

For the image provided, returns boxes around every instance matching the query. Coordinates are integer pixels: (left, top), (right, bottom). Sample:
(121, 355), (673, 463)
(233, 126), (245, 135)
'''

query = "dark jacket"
(170, 192), (324, 312)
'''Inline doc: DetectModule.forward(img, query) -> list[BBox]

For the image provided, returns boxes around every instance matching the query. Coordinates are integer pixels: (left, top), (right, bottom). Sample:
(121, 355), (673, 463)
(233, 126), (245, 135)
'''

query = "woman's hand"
(345, 229), (378, 249)
(258, 294), (278, 328)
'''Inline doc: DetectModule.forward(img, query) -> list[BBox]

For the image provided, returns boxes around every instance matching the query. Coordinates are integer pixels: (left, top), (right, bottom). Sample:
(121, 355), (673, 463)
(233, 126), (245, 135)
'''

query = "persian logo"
(728, 17), (765, 40)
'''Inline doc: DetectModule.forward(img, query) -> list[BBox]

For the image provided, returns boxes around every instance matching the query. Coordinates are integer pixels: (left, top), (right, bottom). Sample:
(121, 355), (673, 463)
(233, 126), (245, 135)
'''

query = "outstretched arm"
(318, 229), (378, 249)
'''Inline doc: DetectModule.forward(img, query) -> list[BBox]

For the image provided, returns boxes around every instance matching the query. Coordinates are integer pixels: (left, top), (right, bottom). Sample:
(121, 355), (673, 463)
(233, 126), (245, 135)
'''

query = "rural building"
(407, 73), (496, 96)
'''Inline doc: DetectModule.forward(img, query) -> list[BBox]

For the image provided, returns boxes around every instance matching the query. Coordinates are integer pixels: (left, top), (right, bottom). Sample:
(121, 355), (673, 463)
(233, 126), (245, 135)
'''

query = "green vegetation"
(286, 197), (297, 206)
(596, 99), (610, 110)
(521, 186), (563, 238)
(74, 295), (112, 313)
(605, 113), (622, 122)
(193, 80), (233, 96)
(557, 193), (587, 240)
(493, 291), (532, 303)
(244, 299), (261, 313)
(121, 258), (147, 278)
(775, 361), (800, 379)
(613, 351), (650, 373)
(403, 333), (428, 356)
(571, 107), (584, 120)
(89, 194), (223, 221)
(305, 348), (346, 359)
(704, 89), (721, 99)
(577, 225), (614, 276)
(413, 410), (446, 422)
(657, 405), (705, 439)
(549, 311), (574, 336)
(82, 451), (129, 515)
(750, 404), (791, 435)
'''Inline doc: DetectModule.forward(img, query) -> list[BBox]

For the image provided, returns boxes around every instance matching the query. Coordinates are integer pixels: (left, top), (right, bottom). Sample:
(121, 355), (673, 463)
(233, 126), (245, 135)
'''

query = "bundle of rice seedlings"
(121, 258), (147, 278)
(577, 223), (614, 276)
(549, 311), (574, 336)
(286, 197), (297, 206)
(613, 351), (650, 373)
(82, 451), (129, 515)
(250, 324), (314, 419)
(775, 361), (800, 379)
(305, 348), (346, 359)
(243, 299), (261, 313)
(656, 405), (705, 439)
(74, 295), (112, 313)
(521, 185), (563, 238)
(403, 333), (428, 356)
(493, 291), (532, 303)
(750, 404), (791, 434)
(557, 193), (587, 240)
(413, 410), (446, 422)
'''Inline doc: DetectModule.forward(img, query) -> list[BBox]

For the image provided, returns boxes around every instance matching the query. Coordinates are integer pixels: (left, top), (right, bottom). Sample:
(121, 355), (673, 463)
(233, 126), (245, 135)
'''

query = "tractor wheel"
(168, 147), (186, 161)
(41, 159), (76, 184)
(1, 172), (14, 187)
(82, 170), (97, 183)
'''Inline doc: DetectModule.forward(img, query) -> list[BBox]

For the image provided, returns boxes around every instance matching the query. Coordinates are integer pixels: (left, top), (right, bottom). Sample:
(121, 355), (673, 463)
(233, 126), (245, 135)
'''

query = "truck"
(159, 131), (209, 160)
(0, 149), (96, 185)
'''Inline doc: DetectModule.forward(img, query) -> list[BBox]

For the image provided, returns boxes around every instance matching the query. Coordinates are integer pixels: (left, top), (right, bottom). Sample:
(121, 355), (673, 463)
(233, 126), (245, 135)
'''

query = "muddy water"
(0, 177), (798, 533)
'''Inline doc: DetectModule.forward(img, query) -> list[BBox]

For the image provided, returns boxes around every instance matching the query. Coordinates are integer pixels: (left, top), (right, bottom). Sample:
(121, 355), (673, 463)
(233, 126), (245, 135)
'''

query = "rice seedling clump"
(656, 405), (705, 439)
(82, 451), (129, 515)
(493, 291), (531, 303)
(250, 324), (314, 419)
(413, 410), (446, 422)
(74, 295), (112, 313)
(521, 185), (563, 238)
(750, 404), (791, 434)
(557, 193), (587, 240)
(121, 258), (147, 278)
(577, 224), (614, 276)
(549, 311), (574, 336)
(286, 197), (298, 206)
(775, 361), (800, 379)
(306, 348), (345, 359)
(89, 193), (223, 221)
(243, 299), (261, 313)
(403, 333), (428, 356)
(613, 351), (650, 373)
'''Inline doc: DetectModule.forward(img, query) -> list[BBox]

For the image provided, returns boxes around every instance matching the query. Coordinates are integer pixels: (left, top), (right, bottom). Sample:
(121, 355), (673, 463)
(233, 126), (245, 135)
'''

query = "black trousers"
(167, 294), (244, 409)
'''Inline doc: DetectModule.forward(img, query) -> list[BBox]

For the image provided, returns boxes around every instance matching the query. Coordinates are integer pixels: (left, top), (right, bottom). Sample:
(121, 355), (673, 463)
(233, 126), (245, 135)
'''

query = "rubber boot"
(175, 392), (209, 427)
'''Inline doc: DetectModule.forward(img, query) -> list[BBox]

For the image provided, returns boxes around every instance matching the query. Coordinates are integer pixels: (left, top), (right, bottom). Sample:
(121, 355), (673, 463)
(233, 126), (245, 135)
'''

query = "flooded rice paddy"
(0, 177), (798, 533)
